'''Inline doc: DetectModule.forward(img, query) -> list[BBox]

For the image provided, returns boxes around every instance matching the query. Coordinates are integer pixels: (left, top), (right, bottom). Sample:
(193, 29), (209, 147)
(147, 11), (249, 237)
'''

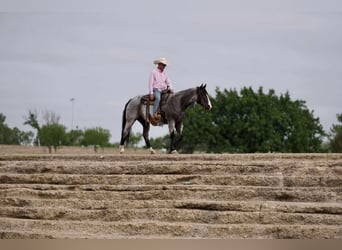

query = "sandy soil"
(0, 145), (341, 239)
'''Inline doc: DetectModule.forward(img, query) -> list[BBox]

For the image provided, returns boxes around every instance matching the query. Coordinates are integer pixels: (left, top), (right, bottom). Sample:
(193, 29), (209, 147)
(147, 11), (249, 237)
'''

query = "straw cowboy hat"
(153, 57), (168, 65)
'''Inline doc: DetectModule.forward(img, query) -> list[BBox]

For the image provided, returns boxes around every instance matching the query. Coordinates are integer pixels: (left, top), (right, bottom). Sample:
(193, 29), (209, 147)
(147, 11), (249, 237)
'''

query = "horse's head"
(196, 83), (212, 110)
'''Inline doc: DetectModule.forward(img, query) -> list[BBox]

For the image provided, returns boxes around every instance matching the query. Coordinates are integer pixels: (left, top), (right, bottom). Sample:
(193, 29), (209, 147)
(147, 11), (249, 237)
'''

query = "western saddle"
(141, 90), (172, 126)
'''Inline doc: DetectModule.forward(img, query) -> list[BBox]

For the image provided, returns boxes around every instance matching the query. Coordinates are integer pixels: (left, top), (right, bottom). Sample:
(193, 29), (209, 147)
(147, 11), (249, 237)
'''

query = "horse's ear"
(200, 83), (206, 89)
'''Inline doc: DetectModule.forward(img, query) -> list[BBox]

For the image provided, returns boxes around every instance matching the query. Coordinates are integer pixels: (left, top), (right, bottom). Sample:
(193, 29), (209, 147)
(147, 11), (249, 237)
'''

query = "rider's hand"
(149, 94), (154, 101)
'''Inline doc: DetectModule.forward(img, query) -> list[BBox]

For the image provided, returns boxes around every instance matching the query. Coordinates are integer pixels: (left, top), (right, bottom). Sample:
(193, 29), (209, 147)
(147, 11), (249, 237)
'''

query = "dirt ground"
(0, 145), (341, 239)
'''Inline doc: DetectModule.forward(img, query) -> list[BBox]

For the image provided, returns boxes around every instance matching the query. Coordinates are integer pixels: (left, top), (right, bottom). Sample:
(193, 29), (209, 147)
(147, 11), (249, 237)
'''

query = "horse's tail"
(120, 98), (132, 145)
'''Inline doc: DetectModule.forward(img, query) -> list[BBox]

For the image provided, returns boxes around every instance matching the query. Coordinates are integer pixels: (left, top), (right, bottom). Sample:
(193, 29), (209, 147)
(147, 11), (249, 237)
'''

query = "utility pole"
(70, 98), (75, 131)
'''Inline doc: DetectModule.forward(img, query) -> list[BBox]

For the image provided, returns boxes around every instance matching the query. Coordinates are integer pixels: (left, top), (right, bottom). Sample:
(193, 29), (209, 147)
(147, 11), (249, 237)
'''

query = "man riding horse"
(119, 57), (212, 154)
(148, 57), (174, 125)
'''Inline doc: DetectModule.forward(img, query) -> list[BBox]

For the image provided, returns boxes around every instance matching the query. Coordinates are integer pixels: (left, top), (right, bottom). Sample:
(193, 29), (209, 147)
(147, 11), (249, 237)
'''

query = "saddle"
(141, 90), (171, 126)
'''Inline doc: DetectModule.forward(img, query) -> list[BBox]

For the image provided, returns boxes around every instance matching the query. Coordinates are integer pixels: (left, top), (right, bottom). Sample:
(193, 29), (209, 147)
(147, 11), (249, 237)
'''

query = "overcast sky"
(1, 0), (342, 143)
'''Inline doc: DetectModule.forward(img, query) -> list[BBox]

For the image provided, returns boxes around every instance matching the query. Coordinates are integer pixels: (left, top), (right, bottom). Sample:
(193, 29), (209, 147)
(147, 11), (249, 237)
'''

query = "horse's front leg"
(138, 118), (155, 154)
(170, 130), (176, 153)
(168, 120), (176, 153)
(169, 120), (182, 154)
(173, 122), (183, 153)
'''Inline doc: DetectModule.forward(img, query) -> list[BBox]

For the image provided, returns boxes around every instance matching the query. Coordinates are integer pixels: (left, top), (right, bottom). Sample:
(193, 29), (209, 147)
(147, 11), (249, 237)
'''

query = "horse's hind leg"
(119, 119), (135, 154)
(119, 127), (130, 153)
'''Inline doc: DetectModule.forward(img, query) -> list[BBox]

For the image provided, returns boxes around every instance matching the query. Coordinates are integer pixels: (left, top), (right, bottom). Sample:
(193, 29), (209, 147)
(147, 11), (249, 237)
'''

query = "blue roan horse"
(119, 84), (212, 154)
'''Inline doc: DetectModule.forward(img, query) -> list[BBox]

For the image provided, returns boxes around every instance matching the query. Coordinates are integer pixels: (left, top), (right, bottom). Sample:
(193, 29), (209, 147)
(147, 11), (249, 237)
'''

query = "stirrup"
(154, 113), (161, 121)
(148, 114), (158, 126)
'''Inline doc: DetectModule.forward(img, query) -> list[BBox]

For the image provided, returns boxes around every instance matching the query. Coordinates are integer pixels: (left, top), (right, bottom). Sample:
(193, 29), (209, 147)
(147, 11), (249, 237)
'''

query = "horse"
(119, 84), (212, 154)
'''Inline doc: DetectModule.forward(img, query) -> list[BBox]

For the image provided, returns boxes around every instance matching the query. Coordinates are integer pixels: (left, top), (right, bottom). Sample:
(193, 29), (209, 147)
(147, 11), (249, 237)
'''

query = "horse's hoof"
(119, 146), (124, 154)
(171, 150), (178, 154)
(149, 147), (156, 154)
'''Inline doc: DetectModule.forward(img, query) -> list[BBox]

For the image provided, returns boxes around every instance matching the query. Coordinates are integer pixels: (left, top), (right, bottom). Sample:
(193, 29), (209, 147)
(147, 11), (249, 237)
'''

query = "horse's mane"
(167, 87), (198, 111)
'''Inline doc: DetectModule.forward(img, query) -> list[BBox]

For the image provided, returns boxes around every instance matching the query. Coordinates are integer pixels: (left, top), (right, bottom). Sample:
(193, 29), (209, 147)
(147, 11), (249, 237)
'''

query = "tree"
(23, 110), (41, 145)
(126, 132), (142, 149)
(0, 113), (34, 145)
(329, 113), (342, 153)
(24, 110), (68, 152)
(149, 135), (170, 150)
(181, 104), (214, 153)
(40, 124), (67, 153)
(10, 127), (34, 145)
(82, 127), (111, 152)
(67, 128), (84, 146)
(182, 86), (325, 153)
(42, 110), (60, 125)
(0, 113), (13, 144)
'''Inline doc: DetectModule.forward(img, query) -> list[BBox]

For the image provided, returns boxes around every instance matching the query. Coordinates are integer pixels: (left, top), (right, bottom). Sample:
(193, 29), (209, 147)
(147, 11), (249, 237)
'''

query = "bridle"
(197, 85), (210, 109)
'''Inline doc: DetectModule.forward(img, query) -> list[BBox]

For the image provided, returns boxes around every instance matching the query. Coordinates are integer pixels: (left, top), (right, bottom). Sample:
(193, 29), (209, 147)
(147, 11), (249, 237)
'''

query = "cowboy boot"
(148, 114), (158, 126)
(154, 112), (161, 121)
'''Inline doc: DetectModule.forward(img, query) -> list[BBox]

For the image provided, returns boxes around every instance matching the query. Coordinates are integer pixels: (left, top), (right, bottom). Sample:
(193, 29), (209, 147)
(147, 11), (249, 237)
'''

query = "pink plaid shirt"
(149, 68), (173, 94)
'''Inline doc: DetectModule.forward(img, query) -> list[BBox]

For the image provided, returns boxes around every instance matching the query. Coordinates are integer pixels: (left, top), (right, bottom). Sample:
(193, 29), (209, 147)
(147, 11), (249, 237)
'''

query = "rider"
(149, 57), (174, 123)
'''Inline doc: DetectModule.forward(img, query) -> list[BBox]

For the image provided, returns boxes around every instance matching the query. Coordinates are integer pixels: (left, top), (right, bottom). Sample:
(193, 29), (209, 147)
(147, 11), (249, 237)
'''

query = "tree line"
(180, 87), (341, 153)
(0, 110), (111, 153)
(1, 86), (342, 153)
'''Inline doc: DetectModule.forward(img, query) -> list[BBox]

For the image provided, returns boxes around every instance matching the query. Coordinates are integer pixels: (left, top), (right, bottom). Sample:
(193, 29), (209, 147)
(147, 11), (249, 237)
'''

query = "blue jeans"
(153, 89), (161, 114)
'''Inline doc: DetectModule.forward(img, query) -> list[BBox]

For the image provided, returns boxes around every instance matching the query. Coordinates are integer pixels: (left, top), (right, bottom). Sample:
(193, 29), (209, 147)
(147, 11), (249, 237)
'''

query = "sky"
(1, 0), (342, 143)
